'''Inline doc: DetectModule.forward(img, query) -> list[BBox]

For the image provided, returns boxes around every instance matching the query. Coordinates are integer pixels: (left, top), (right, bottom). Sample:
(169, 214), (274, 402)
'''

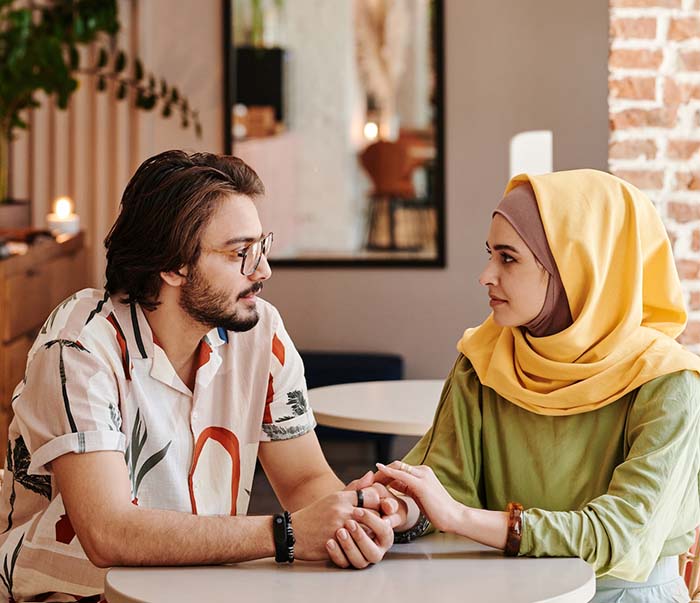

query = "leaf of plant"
(115, 50), (126, 73)
(161, 104), (172, 118)
(134, 58), (144, 81)
(195, 121), (202, 138)
(69, 46), (80, 70)
(97, 47), (108, 68)
(170, 88), (179, 103)
(97, 76), (107, 92)
(116, 82), (127, 100)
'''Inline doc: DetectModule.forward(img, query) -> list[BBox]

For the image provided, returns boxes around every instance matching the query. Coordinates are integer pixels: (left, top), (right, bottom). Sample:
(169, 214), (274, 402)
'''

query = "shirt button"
(192, 411), (199, 421)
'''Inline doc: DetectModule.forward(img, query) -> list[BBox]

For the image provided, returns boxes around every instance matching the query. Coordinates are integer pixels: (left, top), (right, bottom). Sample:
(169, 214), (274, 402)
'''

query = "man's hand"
(292, 490), (362, 561)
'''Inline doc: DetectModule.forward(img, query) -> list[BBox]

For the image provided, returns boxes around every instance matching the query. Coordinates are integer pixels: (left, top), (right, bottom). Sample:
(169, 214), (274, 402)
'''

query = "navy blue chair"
(300, 351), (404, 464)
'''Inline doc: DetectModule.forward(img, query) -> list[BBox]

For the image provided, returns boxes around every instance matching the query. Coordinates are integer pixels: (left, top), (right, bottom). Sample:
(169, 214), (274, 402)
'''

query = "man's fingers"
(380, 497), (399, 515)
(371, 470), (393, 486)
(326, 539), (350, 568)
(344, 470), (375, 491)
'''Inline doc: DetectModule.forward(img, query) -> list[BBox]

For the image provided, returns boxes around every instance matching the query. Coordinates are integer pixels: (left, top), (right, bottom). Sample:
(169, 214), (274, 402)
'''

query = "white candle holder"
(47, 197), (80, 236)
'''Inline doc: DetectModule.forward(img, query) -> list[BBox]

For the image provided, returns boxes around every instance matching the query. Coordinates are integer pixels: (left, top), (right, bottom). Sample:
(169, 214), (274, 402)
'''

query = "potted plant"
(0, 0), (201, 225)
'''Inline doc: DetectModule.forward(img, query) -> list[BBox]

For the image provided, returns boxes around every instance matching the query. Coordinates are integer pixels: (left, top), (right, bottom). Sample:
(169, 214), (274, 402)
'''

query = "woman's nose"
(479, 261), (496, 287)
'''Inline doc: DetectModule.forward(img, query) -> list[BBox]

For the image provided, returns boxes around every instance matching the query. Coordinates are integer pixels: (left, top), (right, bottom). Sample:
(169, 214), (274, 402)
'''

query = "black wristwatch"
(273, 511), (295, 563)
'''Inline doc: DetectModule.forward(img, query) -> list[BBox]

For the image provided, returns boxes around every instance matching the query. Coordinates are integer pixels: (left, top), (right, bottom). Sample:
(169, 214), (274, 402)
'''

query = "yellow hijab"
(458, 169), (700, 416)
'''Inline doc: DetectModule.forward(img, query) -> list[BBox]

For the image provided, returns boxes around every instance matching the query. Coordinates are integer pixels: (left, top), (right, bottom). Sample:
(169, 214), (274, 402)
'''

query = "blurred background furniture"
(0, 232), (87, 453)
(301, 351), (403, 464)
(308, 379), (442, 437)
(359, 137), (436, 251)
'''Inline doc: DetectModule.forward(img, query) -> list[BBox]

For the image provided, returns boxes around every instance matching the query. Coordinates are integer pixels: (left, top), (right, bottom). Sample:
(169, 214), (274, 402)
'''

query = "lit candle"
(47, 196), (80, 236)
(363, 121), (379, 142)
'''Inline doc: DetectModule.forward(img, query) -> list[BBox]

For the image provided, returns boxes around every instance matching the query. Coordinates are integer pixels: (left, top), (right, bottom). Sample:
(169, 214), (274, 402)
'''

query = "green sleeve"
(403, 355), (485, 510)
(520, 371), (700, 581)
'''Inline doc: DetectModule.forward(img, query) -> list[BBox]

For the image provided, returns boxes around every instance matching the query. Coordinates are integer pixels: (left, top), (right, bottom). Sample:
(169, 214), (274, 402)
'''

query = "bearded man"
(0, 150), (401, 602)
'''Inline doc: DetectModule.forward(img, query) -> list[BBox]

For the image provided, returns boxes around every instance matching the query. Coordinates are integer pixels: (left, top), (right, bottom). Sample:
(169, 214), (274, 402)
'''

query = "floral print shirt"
(0, 289), (314, 602)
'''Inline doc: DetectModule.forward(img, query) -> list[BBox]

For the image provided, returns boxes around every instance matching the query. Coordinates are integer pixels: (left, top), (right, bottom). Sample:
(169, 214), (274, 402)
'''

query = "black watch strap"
(273, 511), (295, 563)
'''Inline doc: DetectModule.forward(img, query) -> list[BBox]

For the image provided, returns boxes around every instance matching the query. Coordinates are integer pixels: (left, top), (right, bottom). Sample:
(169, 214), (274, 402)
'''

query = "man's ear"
(160, 266), (188, 288)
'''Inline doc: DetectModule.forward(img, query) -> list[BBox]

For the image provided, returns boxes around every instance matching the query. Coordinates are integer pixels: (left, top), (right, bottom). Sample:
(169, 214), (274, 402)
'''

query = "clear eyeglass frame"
(206, 232), (274, 276)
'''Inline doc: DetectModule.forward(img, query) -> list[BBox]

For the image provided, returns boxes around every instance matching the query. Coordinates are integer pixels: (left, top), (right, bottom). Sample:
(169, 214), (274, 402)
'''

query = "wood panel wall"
(8, 0), (142, 288)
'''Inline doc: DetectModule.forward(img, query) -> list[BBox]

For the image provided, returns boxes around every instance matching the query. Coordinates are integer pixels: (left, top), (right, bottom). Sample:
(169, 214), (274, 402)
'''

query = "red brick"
(676, 173), (700, 191)
(610, 18), (657, 39)
(664, 77), (683, 104)
(693, 230), (700, 252)
(678, 320), (700, 345)
(664, 79), (700, 104)
(668, 229), (678, 251)
(608, 139), (657, 160)
(679, 50), (700, 71)
(609, 107), (677, 129)
(668, 17), (700, 41)
(610, 0), (680, 6)
(609, 77), (656, 100)
(609, 49), (663, 70)
(689, 290), (700, 310)
(668, 140), (700, 160)
(676, 259), (700, 279)
(612, 170), (664, 190)
(668, 201), (700, 221)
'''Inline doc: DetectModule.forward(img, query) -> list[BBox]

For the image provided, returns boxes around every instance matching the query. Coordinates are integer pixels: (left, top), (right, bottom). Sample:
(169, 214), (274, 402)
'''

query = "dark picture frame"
(223, 0), (446, 269)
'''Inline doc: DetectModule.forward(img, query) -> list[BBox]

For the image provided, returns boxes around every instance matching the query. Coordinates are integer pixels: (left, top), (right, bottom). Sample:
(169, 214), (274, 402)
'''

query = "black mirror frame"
(223, 0), (445, 269)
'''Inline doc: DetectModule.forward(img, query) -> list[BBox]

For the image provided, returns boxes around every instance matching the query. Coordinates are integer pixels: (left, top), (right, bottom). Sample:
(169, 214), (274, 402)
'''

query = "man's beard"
(179, 266), (263, 333)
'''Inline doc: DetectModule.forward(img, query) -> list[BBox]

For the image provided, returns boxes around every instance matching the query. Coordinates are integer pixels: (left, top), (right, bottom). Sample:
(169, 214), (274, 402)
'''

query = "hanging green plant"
(0, 0), (202, 204)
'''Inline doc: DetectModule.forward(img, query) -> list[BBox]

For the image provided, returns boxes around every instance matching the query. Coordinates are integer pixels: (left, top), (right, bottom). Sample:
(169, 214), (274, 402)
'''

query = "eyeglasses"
(204, 232), (273, 276)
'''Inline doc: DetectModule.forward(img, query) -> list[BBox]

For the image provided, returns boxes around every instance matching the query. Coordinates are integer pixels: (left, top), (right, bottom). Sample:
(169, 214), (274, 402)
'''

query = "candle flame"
(363, 121), (379, 141)
(54, 197), (73, 219)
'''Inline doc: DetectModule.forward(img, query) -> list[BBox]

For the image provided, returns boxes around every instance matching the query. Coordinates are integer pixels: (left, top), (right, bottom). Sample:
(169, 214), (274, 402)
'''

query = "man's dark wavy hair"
(104, 150), (264, 310)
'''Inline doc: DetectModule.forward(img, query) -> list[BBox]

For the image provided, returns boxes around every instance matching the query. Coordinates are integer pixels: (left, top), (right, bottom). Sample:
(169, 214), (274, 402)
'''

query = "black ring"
(356, 489), (364, 508)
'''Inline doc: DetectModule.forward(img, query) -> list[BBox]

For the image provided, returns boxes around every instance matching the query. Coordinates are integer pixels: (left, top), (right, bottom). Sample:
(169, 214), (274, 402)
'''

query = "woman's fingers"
(335, 522), (372, 568)
(376, 462), (422, 487)
(353, 507), (395, 550)
(326, 538), (350, 568)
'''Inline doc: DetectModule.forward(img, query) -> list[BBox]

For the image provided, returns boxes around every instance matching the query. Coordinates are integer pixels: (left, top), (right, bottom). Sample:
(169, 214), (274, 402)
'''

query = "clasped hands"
(292, 460), (460, 569)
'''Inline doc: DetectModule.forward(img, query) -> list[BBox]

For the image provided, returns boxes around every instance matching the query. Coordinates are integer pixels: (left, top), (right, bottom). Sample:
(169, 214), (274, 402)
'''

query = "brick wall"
(609, 0), (700, 349)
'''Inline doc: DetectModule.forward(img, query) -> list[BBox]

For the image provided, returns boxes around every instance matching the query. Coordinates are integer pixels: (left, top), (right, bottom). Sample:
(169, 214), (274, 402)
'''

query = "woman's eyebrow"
(486, 241), (520, 253)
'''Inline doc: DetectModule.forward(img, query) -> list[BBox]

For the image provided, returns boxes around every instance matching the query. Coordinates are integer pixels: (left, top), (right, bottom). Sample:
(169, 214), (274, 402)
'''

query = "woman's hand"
(375, 461), (461, 533)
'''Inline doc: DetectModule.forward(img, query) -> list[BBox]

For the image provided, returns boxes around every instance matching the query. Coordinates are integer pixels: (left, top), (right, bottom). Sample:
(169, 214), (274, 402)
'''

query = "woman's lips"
(489, 297), (507, 307)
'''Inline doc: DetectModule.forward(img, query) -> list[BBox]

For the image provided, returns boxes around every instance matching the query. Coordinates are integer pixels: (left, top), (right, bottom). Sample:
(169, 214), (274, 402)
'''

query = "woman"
(377, 169), (700, 602)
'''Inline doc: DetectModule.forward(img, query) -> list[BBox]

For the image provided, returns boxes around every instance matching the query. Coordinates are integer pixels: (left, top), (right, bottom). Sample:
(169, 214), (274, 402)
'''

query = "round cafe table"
(104, 532), (595, 603)
(308, 379), (444, 436)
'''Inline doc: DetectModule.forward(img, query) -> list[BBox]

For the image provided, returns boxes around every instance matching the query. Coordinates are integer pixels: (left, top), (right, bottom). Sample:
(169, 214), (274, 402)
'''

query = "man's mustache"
(237, 282), (263, 300)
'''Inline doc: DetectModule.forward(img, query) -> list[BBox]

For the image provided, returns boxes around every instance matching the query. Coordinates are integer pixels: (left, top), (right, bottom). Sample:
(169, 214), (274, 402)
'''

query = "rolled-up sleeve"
(12, 338), (126, 475)
(259, 320), (315, 442)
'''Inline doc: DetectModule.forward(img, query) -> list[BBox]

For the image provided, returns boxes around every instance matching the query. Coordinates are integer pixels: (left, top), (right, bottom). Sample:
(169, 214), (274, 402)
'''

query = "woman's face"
(479, 214), (549, 328)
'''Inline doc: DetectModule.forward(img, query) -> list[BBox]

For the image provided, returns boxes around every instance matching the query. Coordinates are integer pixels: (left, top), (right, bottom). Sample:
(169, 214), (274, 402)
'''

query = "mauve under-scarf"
(493, 182), (573, 337)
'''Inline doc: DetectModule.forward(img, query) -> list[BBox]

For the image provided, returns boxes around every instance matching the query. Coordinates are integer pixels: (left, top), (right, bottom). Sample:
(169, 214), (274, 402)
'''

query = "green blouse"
(403, 355), (700, 582)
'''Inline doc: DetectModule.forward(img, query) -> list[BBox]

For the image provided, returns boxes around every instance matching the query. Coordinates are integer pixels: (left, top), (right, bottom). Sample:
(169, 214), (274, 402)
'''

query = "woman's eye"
(500, 253), (515, 264)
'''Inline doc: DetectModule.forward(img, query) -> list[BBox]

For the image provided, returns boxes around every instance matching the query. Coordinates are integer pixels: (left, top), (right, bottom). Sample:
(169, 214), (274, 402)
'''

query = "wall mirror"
(224, 0), (445, 267)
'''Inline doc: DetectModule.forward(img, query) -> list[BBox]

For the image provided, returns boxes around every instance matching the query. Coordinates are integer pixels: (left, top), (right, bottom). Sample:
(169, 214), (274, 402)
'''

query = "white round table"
(308, 379), (444, 436)
(105, 533), (595, 603)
